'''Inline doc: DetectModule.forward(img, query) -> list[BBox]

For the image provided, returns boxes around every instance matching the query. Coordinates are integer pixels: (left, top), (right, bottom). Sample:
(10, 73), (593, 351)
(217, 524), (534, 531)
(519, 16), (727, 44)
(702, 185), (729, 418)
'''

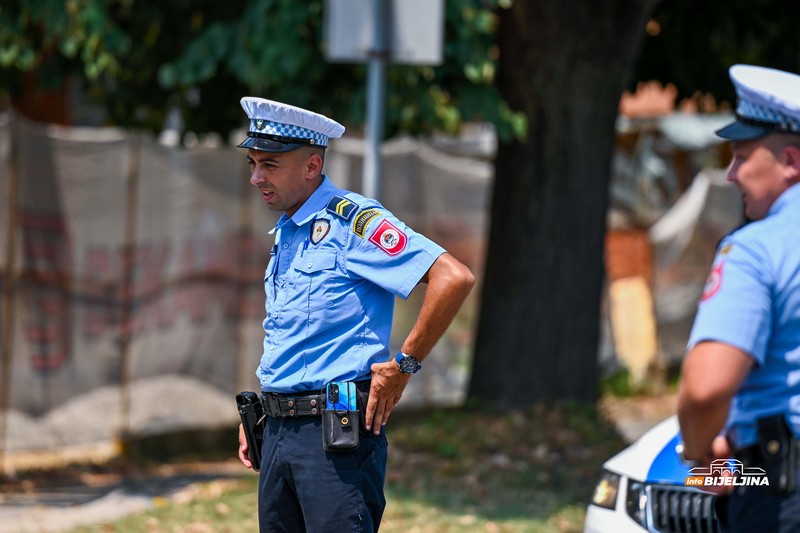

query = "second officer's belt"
(261, 392), (323, 417)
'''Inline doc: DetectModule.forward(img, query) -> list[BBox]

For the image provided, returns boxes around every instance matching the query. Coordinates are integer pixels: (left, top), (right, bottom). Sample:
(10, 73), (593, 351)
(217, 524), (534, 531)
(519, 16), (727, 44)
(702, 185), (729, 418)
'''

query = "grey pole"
(362, 0), (389, 199)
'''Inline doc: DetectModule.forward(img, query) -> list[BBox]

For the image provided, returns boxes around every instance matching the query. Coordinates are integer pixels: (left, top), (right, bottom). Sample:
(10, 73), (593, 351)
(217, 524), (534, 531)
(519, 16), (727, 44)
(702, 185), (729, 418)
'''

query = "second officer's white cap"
(716, 64), (800, 140)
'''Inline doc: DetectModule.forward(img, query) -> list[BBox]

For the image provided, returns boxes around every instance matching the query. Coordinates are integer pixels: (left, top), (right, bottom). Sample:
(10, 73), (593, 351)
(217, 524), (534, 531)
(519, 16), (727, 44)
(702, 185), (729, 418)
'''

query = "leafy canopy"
(0, 0), (524, 140)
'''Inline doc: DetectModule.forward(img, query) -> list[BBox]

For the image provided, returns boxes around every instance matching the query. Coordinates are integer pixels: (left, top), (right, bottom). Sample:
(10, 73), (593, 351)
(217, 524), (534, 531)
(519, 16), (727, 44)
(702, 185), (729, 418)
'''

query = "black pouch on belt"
(756, 414), (797, 495)
(321, 381), (360, 452)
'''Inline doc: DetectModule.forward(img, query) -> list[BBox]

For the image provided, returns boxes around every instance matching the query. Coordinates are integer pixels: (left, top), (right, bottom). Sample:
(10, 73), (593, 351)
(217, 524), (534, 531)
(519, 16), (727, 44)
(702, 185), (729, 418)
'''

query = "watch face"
(399, 356), (420, 374)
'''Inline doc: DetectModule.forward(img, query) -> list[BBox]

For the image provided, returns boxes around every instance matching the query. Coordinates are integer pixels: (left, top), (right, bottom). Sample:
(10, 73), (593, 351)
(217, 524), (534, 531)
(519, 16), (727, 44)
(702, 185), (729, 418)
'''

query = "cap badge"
(254, 119), (266, 131)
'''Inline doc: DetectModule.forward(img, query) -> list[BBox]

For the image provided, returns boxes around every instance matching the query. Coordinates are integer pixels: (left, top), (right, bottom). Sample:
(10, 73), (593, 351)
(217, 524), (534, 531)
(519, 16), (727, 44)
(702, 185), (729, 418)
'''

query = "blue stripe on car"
(646, 433), (692, 484)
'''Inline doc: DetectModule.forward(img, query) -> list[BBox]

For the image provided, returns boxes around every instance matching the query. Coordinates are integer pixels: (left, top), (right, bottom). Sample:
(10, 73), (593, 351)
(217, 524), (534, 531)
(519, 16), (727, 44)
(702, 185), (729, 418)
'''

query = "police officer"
(234, 97), (475, 532)
(678, 65), (800, 532)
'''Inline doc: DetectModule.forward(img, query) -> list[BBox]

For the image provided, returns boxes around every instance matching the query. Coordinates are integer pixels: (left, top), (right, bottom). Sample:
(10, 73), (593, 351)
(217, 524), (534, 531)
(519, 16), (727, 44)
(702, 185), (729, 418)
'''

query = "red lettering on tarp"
(172, 241), (210, 323)
(18, 210), (73, 372)
(19, 216), (267, 367)
(223, 228), (264, 319)
(84, 247), (118, 337)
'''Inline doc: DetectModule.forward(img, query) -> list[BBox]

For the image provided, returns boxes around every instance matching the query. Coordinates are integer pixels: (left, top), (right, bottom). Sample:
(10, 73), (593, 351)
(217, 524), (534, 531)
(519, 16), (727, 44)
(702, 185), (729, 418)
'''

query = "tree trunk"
(468, 0), (655, 407)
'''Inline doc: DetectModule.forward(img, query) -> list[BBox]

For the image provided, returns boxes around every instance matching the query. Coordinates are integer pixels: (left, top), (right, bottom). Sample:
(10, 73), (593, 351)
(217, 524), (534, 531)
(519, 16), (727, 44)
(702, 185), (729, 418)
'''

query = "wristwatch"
(394, 352), (422, 374)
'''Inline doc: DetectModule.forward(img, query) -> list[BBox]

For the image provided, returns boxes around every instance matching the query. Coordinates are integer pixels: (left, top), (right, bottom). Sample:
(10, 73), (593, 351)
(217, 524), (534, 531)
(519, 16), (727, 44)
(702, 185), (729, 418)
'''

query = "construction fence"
(0, 110), (740, 467)
(0, 113), (489, 468)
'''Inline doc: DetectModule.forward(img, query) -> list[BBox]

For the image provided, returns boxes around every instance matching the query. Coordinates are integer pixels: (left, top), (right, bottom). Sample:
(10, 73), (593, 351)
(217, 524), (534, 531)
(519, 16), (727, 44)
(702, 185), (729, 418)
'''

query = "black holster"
(751, 414), (798, 495)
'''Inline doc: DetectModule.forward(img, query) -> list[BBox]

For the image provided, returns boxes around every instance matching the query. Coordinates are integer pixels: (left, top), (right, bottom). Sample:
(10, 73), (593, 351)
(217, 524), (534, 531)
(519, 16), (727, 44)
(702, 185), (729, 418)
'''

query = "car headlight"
(591, 469), (621, 510)
(625, 480), (647, 528)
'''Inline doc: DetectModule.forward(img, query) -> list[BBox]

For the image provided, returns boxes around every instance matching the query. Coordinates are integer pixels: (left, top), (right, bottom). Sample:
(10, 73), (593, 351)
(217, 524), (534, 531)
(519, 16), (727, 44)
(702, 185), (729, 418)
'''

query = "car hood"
(604, 415), (692, 485)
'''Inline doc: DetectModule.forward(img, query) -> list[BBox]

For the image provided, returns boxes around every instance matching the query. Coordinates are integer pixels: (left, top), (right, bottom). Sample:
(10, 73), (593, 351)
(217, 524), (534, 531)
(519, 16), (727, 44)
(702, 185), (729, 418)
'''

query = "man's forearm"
(677, 341), (752, 460)
(402, 253), (474, 360)
(677, 396), (730, 460)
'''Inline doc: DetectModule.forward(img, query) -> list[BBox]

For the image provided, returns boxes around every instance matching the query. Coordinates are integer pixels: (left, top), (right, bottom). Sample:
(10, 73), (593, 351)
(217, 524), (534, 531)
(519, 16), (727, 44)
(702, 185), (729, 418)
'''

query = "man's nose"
(725, 160), (737, 183)
(251, 169), (265, 185)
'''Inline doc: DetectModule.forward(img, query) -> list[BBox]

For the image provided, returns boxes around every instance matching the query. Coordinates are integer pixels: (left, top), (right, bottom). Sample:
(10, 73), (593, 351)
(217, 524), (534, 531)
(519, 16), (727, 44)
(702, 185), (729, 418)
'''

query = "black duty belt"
(736, 440), (800, 466)
(261, 392), (323, 418)
(735, 439), (800, 495)
(261, 380), (371, 418)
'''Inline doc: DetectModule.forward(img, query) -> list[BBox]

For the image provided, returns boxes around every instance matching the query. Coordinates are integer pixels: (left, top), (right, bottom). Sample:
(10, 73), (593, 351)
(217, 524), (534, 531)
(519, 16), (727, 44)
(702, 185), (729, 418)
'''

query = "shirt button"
(283, 243), (289, 248)
(307, 263), (313, 268)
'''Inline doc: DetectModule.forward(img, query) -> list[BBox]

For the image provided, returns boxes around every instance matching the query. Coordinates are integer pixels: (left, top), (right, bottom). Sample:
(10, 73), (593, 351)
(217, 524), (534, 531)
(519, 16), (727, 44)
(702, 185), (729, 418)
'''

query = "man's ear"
(782, 145), (800, 184)
(303, 150), (324, 178)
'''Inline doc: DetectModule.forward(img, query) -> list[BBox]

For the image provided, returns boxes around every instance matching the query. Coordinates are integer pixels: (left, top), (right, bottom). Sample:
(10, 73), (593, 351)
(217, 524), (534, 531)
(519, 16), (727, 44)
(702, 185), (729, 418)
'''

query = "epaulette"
(326, 195), (358, 221)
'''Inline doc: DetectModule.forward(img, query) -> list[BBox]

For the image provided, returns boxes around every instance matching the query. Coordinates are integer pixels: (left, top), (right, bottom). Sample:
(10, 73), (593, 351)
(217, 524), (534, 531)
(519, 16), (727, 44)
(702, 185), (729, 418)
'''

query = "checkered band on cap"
(737, 98), (800, 133)
(729, 64), (800, 134)
(240, 97), (345, 148)
(250, 119), (329, 146)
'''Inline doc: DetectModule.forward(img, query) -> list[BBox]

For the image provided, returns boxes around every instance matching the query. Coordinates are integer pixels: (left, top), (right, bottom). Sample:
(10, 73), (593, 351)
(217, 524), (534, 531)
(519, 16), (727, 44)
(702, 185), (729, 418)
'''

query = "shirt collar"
(269, 175), (338, 234)
(767, 181), (800, 217)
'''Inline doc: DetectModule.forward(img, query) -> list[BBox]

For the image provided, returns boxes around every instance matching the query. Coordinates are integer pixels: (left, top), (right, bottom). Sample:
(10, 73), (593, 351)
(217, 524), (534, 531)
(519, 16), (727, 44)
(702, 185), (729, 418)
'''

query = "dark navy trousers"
(716, 485), (800, 532)
(258, 415), (388, 532)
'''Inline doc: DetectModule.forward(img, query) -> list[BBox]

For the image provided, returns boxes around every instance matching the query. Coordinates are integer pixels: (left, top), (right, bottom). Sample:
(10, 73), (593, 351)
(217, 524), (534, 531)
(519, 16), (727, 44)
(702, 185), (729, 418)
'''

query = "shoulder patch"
(326, 195), (358, 221)
(369, 219), (408, 255)
(700, 262), (724, 301)
(353, 208), (382, 238)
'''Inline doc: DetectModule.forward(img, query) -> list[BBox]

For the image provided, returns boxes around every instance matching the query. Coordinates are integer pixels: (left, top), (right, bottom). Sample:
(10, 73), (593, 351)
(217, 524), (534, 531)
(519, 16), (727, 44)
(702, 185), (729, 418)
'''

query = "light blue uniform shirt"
(688, 183), (800, 447)
(257, 176), (446, 393)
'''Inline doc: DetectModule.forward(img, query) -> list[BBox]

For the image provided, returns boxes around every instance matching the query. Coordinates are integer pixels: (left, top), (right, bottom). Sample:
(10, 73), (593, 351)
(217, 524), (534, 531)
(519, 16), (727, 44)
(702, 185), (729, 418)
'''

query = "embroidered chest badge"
(369, 219), (407, 255)
(311, 219), (331, 244)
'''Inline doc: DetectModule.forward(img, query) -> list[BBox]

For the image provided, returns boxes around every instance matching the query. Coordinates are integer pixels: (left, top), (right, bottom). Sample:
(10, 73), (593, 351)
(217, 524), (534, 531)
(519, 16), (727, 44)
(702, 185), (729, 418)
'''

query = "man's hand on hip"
(366, 361), (411, 435)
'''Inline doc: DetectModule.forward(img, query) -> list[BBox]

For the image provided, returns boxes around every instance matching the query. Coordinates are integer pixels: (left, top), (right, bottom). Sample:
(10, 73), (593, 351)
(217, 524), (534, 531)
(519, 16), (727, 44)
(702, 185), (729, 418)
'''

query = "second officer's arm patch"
(326, 195), (358, 221)
(353, 208), (381, 238)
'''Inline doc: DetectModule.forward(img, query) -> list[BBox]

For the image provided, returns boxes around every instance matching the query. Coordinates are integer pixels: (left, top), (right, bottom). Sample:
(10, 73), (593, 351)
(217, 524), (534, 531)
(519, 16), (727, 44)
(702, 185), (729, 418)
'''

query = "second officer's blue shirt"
(688, 182), (800, 448)
(258, 176), (446, 393)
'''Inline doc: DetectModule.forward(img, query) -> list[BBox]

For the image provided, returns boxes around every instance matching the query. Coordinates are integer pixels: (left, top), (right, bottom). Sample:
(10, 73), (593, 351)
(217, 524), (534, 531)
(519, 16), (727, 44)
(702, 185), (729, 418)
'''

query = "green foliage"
(599, 368), (635, 397)
(5, 0), (800, 138)
(1, 0), (521, 139)
(0, 0), (131, 80)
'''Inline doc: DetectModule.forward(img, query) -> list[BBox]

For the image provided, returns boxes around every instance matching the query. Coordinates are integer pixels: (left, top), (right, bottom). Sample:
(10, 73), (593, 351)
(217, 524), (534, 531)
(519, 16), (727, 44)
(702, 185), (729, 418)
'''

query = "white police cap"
(238, 97), (345, 152)
(716, 64), (800, 140)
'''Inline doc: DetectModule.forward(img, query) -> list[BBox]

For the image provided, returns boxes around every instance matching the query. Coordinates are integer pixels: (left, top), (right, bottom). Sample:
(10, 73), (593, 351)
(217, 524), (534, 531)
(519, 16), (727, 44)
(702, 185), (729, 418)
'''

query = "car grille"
(647, 485), (720, 533)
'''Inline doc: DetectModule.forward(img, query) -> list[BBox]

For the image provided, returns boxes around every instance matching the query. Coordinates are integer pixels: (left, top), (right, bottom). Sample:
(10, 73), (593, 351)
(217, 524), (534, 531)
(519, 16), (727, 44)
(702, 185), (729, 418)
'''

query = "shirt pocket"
(290, 251), (339, 312)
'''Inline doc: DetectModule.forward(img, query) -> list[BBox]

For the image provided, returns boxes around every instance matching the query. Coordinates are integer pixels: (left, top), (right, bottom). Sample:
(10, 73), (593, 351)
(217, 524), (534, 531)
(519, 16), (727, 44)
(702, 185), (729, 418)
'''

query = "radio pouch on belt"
(756, 414), (797, 495)
(322, 381), (360, 452)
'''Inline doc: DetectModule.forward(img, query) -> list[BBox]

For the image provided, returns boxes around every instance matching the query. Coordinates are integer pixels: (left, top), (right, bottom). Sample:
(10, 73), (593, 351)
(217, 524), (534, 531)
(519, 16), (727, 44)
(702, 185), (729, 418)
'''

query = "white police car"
(584, 416), (721, 533)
